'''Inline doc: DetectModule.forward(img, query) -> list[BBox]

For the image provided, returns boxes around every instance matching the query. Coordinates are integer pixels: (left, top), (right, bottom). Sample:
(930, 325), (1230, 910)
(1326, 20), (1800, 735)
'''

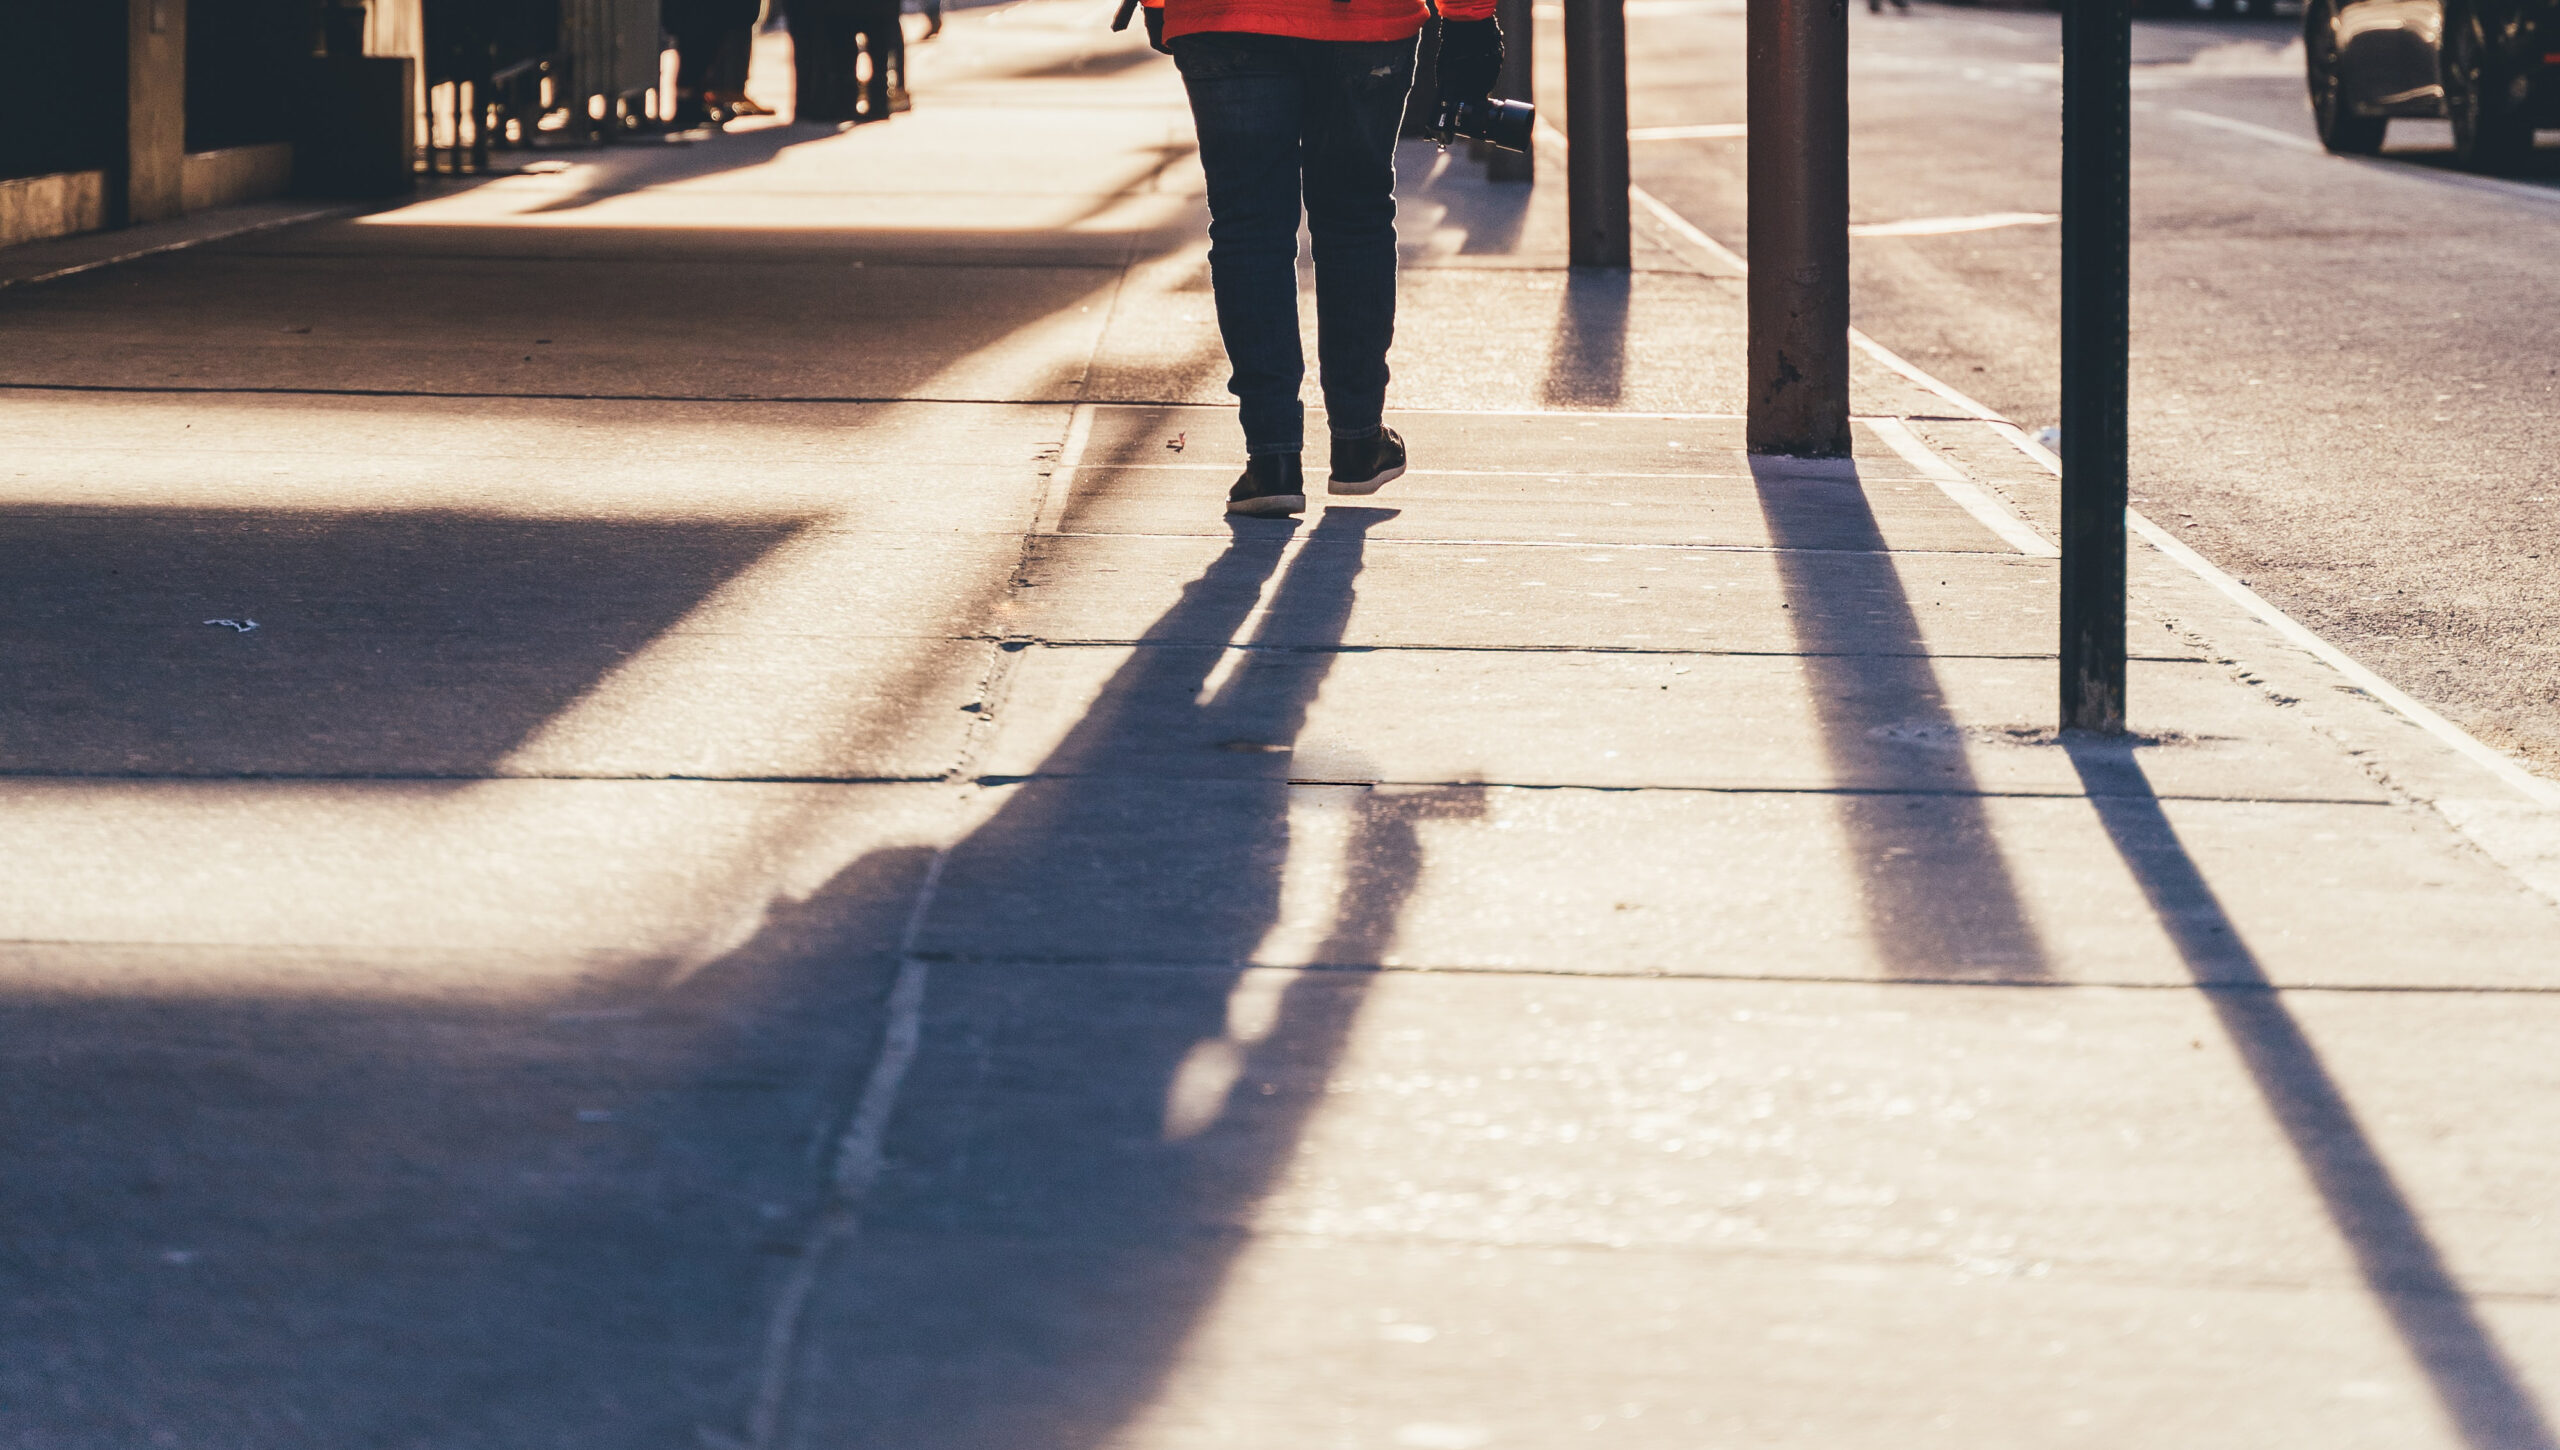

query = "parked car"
(2306, 0), (2558, 170)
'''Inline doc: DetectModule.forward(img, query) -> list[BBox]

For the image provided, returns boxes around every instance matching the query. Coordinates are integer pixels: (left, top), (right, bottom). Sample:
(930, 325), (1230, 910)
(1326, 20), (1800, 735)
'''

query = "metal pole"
(1562, 0), (1628, 266)
(1485, 0), (1534, 182)
(2060, 0), (2130, 732)
(1744, 0), (1848, 457)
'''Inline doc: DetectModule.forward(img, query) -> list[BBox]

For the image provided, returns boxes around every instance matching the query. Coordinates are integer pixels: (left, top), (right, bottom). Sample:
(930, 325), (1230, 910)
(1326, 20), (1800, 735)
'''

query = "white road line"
(2165, 105), (2560, 211)
(1850, 211), (2058, 237)
(1993, 426), (2560, 808)
(1538, 119), (1756, 276)
(1865, 416), (2059, 557)
(1630, 123), (1749, 141)
(2168, 107), (2324, 154)
(1625, 179), (2560, 807)
(743, 848), (954, 1450)
(1631, 183), (1754, 273)
(1847, 329), (2009, 420)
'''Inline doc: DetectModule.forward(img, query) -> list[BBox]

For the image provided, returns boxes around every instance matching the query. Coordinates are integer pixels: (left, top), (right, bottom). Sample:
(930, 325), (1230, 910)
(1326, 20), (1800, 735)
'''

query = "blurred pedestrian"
(853, 0), (911, 116)
(667, 0), (767, 124)
(791, 0), (903, 120)
(1140, 0), (1500, 514)
(708, 4), (777, 118)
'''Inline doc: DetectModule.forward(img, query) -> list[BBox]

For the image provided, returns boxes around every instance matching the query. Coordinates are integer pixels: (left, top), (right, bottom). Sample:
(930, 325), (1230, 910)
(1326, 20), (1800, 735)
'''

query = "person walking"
(1141, 0), (1502, 516)
(790, 0), (907, 120)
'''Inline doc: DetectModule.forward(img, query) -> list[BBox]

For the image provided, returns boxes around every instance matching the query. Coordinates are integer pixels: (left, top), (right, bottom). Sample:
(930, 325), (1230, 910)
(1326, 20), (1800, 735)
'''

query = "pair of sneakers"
(1225, 427), (1405, 518)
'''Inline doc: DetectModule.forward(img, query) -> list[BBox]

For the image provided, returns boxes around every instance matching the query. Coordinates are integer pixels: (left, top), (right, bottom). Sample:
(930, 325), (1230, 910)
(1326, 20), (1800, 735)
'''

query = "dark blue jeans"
(1173, 30), (1416, 458)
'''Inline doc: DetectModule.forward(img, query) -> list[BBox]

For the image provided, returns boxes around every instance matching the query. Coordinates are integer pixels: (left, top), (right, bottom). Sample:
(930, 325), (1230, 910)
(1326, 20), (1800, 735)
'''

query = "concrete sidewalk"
(3, 5), (2557, 1447)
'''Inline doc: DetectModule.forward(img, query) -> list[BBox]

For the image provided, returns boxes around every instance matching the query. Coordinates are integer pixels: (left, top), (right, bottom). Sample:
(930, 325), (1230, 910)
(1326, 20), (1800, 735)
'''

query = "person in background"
(1139, 0), (1501, 516)
(853, 0), (912, 116)
(707, 1), (777, 116)
(667, 0), (769, 124)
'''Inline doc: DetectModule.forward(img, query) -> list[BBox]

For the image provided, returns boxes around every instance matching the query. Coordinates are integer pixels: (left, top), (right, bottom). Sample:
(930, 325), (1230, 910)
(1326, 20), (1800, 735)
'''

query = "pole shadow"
(1749, 455), (2050, 979)
(2065, 739), (2557, 1450)
(1538, 268), (1631, 408)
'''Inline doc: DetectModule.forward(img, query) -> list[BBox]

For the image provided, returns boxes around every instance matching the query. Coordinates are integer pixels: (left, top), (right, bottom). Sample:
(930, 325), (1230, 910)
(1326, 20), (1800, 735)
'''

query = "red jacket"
(1149, 0), (1492, 47)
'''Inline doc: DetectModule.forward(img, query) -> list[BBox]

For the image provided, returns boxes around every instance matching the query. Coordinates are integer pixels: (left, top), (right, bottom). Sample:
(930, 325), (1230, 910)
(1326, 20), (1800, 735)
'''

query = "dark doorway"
(0, 2), (128, 182)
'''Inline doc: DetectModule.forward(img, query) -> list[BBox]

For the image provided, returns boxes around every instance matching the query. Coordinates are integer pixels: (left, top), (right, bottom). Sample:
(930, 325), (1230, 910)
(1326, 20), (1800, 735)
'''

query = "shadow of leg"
(771, 509), (1455, 1449)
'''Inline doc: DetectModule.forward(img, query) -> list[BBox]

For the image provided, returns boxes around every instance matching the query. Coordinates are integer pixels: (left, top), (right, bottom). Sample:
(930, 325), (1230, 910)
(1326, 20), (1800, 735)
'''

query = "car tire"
(2307, 0), (2387, 154)
(2446, 6), (2534, 173)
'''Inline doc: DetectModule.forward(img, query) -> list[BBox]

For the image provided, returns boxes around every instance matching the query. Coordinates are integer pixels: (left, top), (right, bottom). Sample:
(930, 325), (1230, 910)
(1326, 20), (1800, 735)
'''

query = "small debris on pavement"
(202, 618), (257, 632)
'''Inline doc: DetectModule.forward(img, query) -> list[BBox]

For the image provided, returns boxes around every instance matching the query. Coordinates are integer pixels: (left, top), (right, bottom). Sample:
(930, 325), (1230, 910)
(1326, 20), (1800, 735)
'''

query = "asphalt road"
(1612, 0), (2560, 774)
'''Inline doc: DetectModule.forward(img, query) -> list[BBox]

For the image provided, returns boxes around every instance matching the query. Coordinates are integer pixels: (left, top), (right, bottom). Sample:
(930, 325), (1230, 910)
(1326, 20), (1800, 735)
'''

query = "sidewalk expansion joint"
(959, 1222), (2560, 1299)
(899, 953), (2560, 996)
(986, 638), (2181, 663)
(228, 246), (1128, 273)
(1095, 463), (1937, 480)
(0, 382), (1803, 423)
(958, 772), (2395, 806)
(0, 768), (958, 785)
(1044, 530), (2058, 561)
(0, 381), (1090, 407)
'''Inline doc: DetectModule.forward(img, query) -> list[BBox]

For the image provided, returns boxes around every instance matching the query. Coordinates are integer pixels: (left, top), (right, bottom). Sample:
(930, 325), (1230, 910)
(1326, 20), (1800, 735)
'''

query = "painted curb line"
(1607, 169), (2560, 808)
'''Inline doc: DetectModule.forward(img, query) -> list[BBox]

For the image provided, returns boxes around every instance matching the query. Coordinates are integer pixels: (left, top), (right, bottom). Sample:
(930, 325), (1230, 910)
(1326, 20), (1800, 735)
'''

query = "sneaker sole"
(1326, 463), (1404, 497)
(1226, 493), (1306, 517)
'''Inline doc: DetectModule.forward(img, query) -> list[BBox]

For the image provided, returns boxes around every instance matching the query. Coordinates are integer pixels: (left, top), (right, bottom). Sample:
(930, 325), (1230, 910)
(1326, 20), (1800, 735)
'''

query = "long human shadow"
(0, 849), (947, 1448)
(1749, 455), (2049, 979)
(2065, 741), (2557, 1450)
(778, 505), (1448, 1446)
